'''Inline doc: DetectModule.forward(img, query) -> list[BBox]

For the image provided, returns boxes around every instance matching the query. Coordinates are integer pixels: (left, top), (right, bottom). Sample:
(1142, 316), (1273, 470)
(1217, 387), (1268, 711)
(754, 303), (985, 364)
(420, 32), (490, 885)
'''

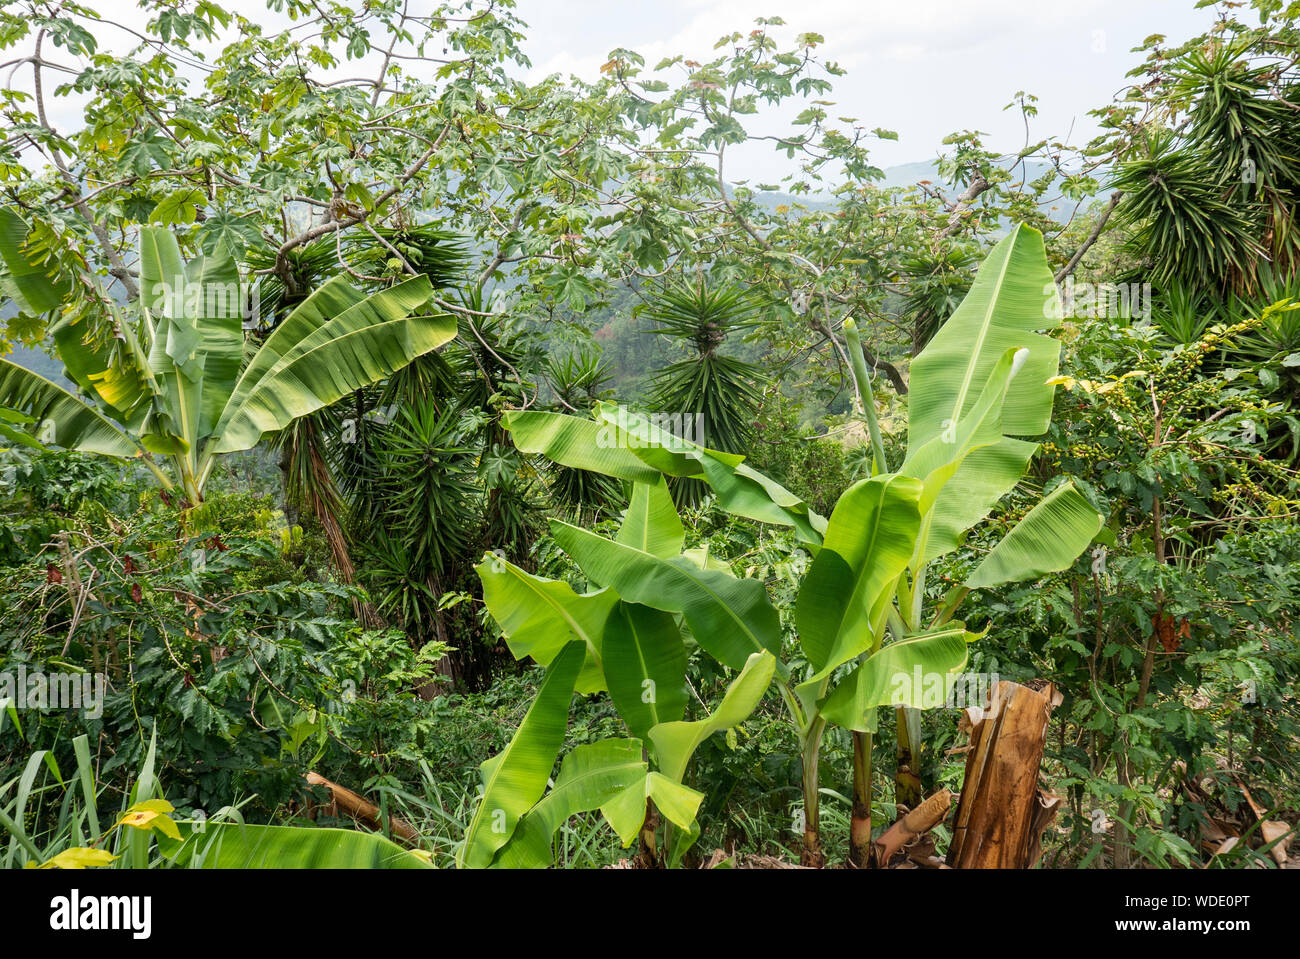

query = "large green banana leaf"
(794, 474), (922, 704)
(616, 476), (685, 557)
(503, 405), (825, 544)
(0, 360), (137, 456)
(819, 626), (972, 732)
(158, 822), (430, 869)
(474, 553), (616, 693)
(902, 346), (1025, 514)
(593, 403), (826, 542)
(602, 602), (689, 739)
(210, 274), (445, 454)
(920, 437), (1040, 565)
(490, 739), (648, 868)
(141, 227), (214, 456)
(907, 224), (1061, 452)
(52, 312), (155, 424)
(965, 481), (1103, 589)
(503, 409), (663, 482)
(459, 641), (585, 868)
(694, 451), (827, 544)
(136, 226), (243, 442)
(213, 275), (366, 427)
(648, 650), (777, 782)
(551, 519), (782, 670)
(593, 399), (745, 476)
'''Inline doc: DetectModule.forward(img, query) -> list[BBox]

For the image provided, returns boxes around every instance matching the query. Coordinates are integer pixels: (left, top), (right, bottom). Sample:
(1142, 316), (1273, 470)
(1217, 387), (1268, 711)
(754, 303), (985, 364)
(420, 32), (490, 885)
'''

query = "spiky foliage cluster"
(647, 281), (764, 449)
(258, 228), (541, 689)
(544, 347), (623, 521)
(338, 293), (545, 690)
(646, 281), (767, 506)
(896, 244), (979, 355)
(1114, 36), (1300, 295)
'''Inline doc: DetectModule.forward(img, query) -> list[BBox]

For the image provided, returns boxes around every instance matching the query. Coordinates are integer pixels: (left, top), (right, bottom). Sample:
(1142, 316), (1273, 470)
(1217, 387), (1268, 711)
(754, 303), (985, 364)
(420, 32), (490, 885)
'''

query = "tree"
(0, 213), (453, 502)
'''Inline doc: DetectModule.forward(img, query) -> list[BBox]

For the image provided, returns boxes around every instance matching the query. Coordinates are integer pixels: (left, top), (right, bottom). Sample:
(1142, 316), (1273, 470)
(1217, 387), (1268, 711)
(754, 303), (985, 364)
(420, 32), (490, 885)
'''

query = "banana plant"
(461, 474), (779, 868)
(471, 224), (1102, 867)
(0, 208), (453, 502)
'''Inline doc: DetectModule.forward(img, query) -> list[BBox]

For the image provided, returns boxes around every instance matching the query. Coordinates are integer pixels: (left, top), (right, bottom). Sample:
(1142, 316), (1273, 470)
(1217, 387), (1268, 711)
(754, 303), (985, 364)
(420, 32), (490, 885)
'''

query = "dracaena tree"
(456, 224), (1103, 868)
(0, 209), (453, 503)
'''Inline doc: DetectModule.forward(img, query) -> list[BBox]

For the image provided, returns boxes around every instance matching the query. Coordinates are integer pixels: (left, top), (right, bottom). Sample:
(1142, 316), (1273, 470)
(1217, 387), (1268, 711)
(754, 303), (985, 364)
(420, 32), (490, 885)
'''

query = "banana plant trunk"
(894, 705), (924, 809)
(800, 717), (827, 867)
(849, 730), (873, 867)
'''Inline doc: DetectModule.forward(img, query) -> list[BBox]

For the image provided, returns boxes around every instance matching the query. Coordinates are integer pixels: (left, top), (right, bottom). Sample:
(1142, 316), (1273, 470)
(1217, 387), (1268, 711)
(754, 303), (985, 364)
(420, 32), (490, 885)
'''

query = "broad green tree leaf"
(459, 641), (585, 868)
(819, 627), (971, 732)
(474, 553), (616, 693)
(602, 602), (688, 738)
(551, 520), (781, 669)
(965, 481), (1104, 589)
(648, 650), (777, 781)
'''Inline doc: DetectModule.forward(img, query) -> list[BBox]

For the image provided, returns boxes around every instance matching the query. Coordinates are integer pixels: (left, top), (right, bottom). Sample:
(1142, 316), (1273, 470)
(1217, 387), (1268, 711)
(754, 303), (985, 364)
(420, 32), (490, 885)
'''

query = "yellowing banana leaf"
(52, 314), (154, 422)
(0, 359), (137, 457)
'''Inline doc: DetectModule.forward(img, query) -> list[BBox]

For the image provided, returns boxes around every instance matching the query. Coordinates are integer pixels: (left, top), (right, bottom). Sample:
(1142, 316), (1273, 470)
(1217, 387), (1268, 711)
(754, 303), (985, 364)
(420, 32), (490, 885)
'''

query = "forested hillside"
(0, 0), (1295, 885)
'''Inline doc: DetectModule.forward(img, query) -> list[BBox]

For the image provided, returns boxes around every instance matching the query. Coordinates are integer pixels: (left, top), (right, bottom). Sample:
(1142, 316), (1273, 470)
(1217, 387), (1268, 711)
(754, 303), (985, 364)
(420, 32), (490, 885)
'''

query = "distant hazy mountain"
(749, 158), (1104, 224)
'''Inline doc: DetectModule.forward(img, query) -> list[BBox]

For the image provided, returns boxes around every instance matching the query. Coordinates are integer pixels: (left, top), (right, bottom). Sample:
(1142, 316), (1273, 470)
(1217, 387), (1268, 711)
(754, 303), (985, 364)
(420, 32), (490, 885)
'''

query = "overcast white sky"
(512, 0), (1219, 178)
(24, 1), (1219, 183)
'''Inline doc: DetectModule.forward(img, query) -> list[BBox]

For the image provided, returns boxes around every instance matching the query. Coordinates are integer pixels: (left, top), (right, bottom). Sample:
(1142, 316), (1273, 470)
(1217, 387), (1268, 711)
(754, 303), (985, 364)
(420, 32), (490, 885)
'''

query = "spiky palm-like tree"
(646, 280), (765, 505)
(544, 347), (623, 522)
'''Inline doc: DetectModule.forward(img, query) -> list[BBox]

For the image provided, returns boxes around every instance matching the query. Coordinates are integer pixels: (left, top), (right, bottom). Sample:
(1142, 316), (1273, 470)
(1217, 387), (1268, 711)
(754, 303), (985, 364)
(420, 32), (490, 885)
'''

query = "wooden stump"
(947, 681), (1062, 869)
